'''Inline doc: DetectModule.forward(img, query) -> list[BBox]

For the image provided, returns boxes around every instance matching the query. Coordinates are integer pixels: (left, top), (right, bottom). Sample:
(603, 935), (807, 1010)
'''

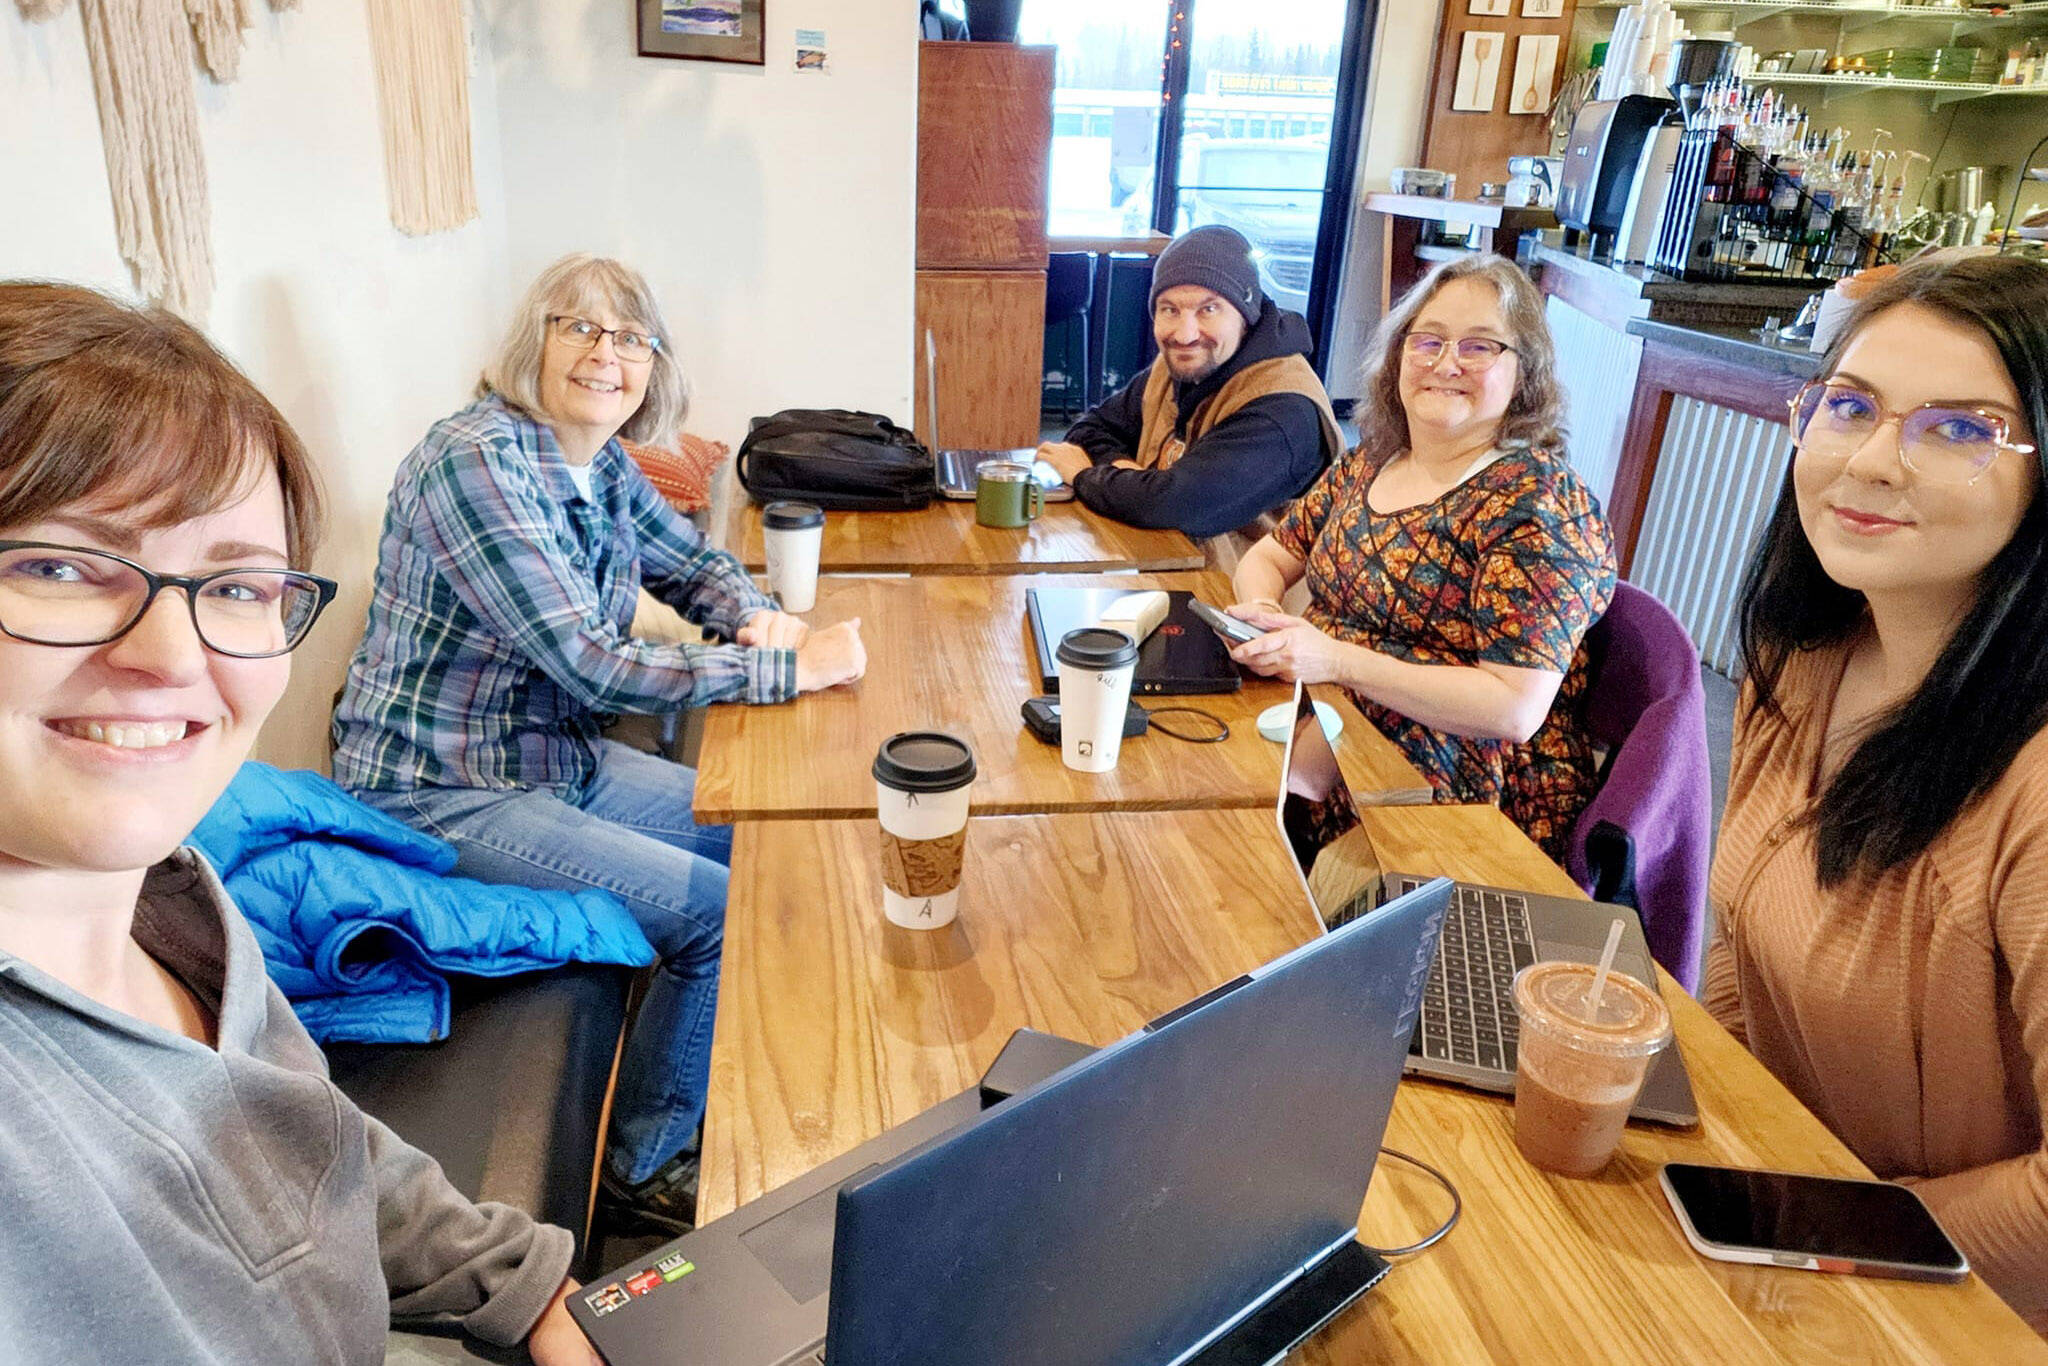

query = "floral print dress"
(1272, 446), (1617, 858)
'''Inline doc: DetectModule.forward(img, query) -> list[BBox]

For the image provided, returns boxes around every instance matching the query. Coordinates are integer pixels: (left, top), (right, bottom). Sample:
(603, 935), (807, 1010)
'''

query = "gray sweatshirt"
(0, 852), (574, 1364)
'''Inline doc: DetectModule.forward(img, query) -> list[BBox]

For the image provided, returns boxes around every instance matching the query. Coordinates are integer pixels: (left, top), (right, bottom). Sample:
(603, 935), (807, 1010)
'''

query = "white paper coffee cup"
(761, 501), (824, 613)
(871, 732), (977, 929)
(1055, 627), (1140, 774)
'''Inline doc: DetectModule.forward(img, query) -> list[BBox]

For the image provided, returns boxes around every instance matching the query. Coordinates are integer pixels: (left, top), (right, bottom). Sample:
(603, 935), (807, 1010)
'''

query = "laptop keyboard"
(1414, 885), (1536, 1075)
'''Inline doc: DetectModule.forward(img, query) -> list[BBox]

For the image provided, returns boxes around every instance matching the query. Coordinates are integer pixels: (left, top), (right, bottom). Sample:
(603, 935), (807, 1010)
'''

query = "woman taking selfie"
(1230, 256), (1614, 857)
(0, 283), (597, 1362)
(1707, 254), (2048, 1332)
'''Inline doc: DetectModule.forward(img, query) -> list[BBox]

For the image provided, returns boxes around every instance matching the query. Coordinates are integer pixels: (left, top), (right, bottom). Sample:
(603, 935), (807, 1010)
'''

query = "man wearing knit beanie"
(1038, 225), (1343, 542)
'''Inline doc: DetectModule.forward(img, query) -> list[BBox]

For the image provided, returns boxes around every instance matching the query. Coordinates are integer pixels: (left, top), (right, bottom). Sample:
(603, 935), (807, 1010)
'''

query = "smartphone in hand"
(1187, 598), (1267, 646)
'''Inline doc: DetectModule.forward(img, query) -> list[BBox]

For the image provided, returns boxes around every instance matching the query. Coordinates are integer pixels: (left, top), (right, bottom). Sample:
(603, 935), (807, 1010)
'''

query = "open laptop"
(1026, 586), (1243, 695)
(925, 329), (1074, 501)
(1278, 682), (1699, 1127)
(572, 876), (1456, 1366)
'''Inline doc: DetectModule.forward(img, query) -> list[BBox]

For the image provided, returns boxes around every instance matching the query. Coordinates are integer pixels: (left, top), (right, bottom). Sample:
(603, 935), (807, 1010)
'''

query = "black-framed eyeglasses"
(1788, 379), (2036, 486)
(1401, 333), (1516, 371)
(0, 541), (337, 658)
(547, 314), (662, 363)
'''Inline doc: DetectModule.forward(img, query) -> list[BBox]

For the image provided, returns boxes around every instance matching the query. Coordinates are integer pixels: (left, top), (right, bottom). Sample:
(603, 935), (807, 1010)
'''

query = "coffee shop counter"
(1363, 193), (1557, 314)
(1529, 241), (1823, 676)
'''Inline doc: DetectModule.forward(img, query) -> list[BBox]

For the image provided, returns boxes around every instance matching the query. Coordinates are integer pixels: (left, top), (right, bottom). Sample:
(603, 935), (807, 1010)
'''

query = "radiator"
(1625, 397), (1792, 676)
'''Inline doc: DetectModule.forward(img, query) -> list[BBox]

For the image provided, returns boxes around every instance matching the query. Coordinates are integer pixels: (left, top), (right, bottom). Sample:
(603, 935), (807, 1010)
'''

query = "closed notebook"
(1025, 588), (1244, 696)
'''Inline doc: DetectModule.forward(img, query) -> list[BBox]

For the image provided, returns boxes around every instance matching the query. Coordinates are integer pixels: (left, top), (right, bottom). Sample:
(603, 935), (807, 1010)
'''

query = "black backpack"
(735, 409), (936, 511)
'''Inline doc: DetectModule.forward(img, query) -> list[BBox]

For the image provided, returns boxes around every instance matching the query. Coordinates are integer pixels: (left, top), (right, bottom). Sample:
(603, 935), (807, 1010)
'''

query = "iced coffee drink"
(1510, 960), (1672, 1178)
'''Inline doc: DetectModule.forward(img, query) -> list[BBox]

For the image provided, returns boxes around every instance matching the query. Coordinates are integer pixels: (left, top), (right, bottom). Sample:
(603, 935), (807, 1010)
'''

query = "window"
(1019, 1), (1172, 237)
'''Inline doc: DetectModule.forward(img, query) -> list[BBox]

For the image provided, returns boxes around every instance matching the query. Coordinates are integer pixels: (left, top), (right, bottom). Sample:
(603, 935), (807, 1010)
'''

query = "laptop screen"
(1278, 684), (1385, 932)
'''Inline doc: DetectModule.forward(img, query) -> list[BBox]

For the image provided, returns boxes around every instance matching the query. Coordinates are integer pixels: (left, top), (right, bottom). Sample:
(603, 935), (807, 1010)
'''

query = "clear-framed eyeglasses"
(0, 541), (337, 658)
(1788, 379), (2036, 486)
(1401, 332), (1516, 371)
(547, 315), (662, 363)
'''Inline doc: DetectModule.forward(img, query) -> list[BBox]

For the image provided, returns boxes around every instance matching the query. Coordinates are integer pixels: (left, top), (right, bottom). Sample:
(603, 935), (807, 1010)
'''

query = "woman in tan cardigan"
(1706, 254), (2048, 1332)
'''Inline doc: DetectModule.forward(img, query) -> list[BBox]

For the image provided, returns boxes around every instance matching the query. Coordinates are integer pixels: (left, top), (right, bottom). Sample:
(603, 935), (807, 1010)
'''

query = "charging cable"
(1141, 706), (1230, 744)
(1357, 1146), (1462, 1258)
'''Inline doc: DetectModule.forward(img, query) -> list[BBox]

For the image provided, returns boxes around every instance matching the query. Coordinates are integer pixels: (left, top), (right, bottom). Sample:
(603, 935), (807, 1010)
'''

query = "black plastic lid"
(762, 500), (825, 530)
(872, 731), (977, 793)
(1056, 626), (1139, 670)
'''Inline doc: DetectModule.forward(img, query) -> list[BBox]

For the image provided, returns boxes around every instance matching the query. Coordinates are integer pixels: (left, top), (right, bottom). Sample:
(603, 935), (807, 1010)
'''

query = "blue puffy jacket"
(189, 763), (653, 1045)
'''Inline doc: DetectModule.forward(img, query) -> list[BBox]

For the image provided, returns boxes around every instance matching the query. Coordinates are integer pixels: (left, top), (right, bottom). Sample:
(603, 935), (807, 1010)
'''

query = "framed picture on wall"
(1452, 30), (1506, 113)
(1468, 0), (1512, 15)
(1522, 0), (1565, 18)
(638, 0), (766, 64)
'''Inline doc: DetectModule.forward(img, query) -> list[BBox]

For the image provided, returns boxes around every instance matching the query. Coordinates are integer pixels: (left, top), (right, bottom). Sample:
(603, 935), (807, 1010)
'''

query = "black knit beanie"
(1148, 225), (1265, 326)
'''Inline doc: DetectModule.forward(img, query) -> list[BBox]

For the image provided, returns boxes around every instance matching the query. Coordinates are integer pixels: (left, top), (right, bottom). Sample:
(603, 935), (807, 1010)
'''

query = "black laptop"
(1026, 586), (1244, 695)
(1278, 682), (1699, 1126)
(571, 877), (1455, 1366)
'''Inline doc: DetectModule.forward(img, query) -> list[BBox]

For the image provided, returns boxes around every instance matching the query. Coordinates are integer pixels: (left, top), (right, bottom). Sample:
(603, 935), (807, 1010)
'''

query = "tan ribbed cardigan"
(1704, 642), (2048, 1334)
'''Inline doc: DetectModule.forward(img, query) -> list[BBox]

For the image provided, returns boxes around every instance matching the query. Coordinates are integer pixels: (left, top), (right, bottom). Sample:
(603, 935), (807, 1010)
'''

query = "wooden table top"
(692, 572), (1431, 822)
(702, 803), (2045, 1364)
(732, 495), (1203, 576)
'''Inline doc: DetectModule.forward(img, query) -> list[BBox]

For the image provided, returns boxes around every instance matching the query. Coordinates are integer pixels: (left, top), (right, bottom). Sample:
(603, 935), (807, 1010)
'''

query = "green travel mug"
(975, 461), (1045, 528)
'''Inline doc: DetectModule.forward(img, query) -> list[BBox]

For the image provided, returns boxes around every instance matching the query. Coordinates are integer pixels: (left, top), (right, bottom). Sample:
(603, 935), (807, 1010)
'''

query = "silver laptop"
(1277, 683), (1699, 1127)
(925, 329), (1073, 501)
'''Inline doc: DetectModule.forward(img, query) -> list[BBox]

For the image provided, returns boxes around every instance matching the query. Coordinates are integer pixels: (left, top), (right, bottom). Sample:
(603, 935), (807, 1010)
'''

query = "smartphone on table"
(1187, 598), (1267, 646)
(1658, 1162), (1969, 1284)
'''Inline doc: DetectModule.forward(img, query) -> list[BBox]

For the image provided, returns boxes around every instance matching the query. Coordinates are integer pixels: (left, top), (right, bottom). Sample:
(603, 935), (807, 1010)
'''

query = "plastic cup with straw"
(1509, 918), (1675, 1177)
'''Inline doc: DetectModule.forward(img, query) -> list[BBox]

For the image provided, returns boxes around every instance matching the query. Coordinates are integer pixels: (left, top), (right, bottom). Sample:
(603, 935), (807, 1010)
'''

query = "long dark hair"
(1736, 255), (2048, 886)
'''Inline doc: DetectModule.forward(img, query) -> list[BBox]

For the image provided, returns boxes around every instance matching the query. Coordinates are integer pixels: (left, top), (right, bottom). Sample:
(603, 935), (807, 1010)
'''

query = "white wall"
(2, 0), (918, 772)
(1325, 0), (1444, 401)
(479, 0), (918, 446)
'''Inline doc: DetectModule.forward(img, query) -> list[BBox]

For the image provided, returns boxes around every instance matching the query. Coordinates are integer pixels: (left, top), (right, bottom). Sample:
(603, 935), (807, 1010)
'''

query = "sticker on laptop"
(627, 1269), (663, 1297)
(657, 1252), (697, 1282)
(585, 1283), (630, 1316)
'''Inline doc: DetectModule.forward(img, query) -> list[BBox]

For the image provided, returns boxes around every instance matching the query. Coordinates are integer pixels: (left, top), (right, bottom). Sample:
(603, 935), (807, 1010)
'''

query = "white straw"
(1584, 918), (1627, 1015)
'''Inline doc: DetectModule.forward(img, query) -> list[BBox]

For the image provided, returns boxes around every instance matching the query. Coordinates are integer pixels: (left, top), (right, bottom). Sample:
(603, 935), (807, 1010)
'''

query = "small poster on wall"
(1522, 0), (1566, 18)
(795, 28), (828, 72)
(1468, 0), (1511, 15)
(1509, 33), (1561, 115)
(638, 0), (766, 64)
(1452, 30), (1506, 113)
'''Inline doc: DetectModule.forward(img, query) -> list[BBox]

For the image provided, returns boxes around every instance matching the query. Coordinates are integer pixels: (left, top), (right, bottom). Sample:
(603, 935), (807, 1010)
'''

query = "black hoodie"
(1062, 306), (1334, 539)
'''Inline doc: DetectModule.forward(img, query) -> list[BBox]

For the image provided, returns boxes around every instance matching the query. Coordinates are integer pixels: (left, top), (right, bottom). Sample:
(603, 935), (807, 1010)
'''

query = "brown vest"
(1133, 351), (1344, 474)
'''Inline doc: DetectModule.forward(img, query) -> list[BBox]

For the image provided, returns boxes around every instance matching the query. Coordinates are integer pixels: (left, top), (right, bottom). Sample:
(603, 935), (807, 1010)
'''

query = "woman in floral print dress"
(1230, 256), (1615, 858)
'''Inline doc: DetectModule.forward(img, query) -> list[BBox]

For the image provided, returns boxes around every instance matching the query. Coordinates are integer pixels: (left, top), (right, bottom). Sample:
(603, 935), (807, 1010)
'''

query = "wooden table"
(732, 496), (1202, 576)
(702, 803), (2046, 1363)
(691, 572), (1431, 822)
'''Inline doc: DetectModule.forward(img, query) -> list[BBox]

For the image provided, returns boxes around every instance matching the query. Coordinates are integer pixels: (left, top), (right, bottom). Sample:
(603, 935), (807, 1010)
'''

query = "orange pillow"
(622, 433), (730, 512)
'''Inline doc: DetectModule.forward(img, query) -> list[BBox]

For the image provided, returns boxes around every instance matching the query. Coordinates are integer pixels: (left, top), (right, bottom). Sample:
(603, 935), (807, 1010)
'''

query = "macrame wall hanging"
(364, 0), (479, 235)
(16, 0), (473, 322)
(16, 0), (292, 319)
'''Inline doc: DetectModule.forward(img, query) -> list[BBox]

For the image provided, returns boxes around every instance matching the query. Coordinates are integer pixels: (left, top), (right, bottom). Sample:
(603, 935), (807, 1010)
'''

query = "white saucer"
(1256, 699), (1343, 745)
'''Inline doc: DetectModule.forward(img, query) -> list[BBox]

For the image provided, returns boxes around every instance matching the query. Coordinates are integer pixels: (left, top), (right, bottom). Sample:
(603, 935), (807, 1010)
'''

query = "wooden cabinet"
(914, 269), (1046, 450)
(914, 41), (1054, 449)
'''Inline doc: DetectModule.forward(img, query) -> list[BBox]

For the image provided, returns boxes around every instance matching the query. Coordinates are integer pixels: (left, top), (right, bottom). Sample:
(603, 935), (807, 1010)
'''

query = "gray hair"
(479, 253), (689, 443)
(1356, 253), (1567, 463)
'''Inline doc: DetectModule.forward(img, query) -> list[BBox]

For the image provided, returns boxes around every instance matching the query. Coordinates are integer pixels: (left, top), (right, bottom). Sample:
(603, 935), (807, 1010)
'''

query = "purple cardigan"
(1565, 583), (1713, 993)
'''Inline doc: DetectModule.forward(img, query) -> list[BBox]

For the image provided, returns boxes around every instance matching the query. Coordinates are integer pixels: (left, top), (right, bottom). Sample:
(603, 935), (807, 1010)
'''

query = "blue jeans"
(354, 740), (731, 1186)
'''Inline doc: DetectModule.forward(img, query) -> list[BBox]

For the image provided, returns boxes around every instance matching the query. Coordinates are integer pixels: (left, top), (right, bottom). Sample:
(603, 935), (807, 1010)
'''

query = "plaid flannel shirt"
(332, 395), (793, 795)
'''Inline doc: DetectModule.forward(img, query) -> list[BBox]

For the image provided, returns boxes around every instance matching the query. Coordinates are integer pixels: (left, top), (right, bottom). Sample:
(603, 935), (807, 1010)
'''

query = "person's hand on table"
(1227, 607), (1350, 687)
(1034, 441), (1094, 485)
(796, 618), (867, 692)
(528, 1278), (603, 1366)
(739, 608), (810, 650)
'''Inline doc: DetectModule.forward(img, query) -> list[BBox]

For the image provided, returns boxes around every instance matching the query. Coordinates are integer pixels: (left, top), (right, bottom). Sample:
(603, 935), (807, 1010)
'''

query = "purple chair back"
(1565, 582), (1713, 993)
